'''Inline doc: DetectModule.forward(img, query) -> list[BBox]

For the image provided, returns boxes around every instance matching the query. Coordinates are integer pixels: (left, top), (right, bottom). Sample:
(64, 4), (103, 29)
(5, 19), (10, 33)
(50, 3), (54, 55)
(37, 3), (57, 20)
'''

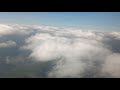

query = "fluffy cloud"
(0, 24), (13, 36)
(1, 24), (120, 78)
(21, 32), (111, 77)
(109, 32), (120, 40)
(0, 40), (17, 48)
(0, 24), (34, 37)
(21, 25), (118, 78)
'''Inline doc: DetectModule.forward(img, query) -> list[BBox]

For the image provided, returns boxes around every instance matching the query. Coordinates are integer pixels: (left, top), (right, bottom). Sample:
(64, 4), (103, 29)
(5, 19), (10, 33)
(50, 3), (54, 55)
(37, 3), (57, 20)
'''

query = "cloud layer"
(0, 24), (120, 78)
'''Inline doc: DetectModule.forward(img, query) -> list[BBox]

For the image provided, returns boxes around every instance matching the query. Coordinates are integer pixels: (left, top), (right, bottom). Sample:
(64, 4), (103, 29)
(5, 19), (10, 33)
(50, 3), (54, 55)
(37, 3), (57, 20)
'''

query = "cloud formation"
(0, 40), (16, 48)
(0, 24), (34, 37)
(0, 24), (120, 78)
(102, 53), (120, 77)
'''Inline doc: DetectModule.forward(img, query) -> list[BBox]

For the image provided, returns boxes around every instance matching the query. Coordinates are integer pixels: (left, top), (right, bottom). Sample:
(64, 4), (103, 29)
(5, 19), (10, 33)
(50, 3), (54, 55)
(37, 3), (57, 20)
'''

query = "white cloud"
(0, 40), (17, 48)
(102, 53), (120, 77)
(109, 32), (120, 40)
(0, 24), (34, 36)
(0, 24), (13, 36)
(22, 27), (113, 77)
(1, 24), (120, 78)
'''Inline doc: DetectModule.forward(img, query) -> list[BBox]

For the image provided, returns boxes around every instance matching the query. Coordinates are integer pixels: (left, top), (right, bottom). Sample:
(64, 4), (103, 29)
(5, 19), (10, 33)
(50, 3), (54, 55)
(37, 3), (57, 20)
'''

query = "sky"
(0, 12), (120, 31)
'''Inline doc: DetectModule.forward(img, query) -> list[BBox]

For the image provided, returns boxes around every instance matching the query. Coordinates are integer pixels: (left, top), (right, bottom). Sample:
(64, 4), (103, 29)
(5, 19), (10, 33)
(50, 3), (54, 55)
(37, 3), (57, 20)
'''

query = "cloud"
(102, 53), (120, 77)
(21, 26), (113, 78)
(0, 24), (13, 36)
(109, 32), (120, 40)
(0, 40), (17, 48)
(1, 24), (120, 78)
(0, 24), (34, 37)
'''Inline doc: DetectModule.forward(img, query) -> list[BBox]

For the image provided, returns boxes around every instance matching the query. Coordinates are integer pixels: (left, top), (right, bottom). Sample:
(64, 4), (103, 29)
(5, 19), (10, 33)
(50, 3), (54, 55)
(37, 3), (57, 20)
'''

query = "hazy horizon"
(0, 12), (120, 31)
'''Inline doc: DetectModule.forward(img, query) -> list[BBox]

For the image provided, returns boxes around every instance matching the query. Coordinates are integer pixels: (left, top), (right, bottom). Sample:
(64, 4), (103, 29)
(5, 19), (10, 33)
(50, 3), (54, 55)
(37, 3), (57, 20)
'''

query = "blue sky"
(0, 12), (120, 31)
